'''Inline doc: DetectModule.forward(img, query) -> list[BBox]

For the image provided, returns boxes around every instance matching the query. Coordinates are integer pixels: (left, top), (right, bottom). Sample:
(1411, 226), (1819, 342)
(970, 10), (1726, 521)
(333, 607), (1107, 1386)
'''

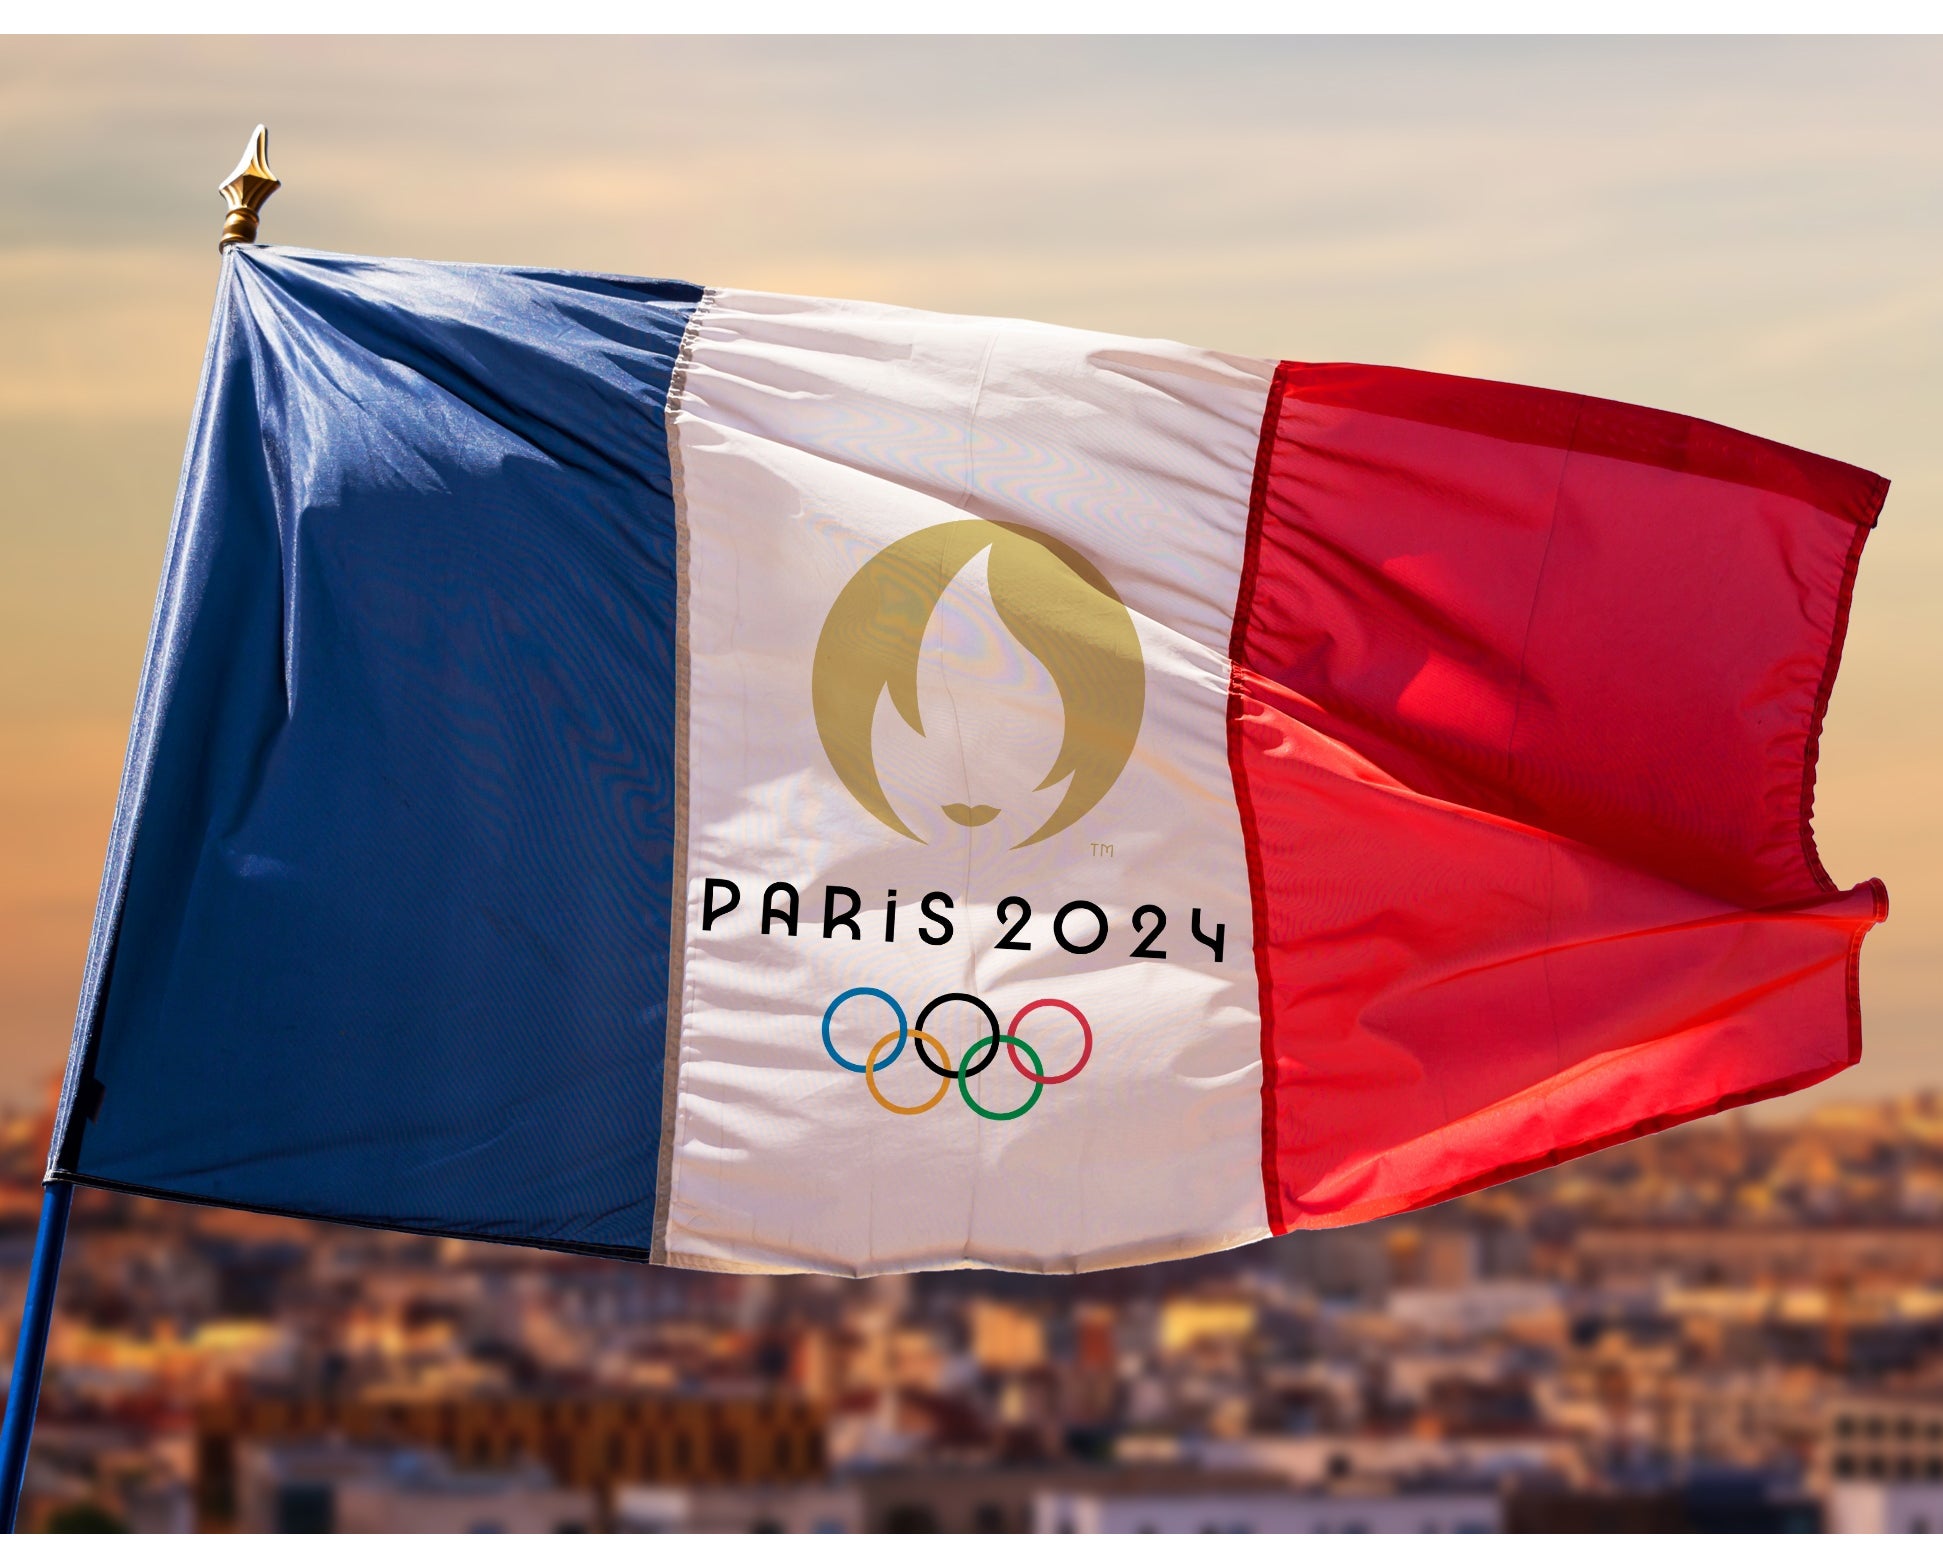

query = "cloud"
(0, 249), (213, 418)
(0, 720), (124, 1102)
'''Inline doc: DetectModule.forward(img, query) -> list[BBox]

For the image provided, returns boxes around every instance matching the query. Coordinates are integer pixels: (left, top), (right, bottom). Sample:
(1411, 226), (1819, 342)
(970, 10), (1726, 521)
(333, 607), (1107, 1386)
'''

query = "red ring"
(1006, 998), (1092, 1085)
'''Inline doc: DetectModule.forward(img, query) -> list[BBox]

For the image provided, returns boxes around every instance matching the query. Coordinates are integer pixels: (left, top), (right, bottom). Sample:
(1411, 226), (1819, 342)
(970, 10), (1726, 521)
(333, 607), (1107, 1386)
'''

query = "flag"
(49, 247), (1887, 1276)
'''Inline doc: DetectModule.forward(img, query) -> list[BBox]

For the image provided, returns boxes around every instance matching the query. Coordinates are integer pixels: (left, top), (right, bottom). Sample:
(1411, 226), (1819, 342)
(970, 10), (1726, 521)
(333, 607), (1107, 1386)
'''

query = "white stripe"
(659, 290), (1272, 1274)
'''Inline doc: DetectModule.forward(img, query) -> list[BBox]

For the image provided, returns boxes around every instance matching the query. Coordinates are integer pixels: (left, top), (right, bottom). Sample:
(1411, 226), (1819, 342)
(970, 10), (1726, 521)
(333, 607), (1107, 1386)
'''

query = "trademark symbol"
(1090, 842), (1115, 858)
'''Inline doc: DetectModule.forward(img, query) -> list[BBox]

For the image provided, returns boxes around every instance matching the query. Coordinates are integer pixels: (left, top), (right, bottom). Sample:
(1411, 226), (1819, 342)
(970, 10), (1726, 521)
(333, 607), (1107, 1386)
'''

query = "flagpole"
(0, 126), (284, 1534)
(0, 1181), (74, 1531)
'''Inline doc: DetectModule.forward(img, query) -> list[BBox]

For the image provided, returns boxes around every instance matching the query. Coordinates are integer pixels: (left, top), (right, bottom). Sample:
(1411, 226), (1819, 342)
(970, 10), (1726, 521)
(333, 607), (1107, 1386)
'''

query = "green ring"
(957, 1035), (1044, 1121)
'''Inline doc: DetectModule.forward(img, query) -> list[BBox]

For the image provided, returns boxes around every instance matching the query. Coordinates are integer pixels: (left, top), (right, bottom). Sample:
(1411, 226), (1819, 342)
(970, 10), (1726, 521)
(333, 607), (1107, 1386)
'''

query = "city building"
(1033, 1475), (1499, 1533)
(615, 1482), (861, 1533)
(10, 1091), (1943, 1531)
(234, 1442), (594, 1533)
(1821, 1391), (1943, 1483)
(1824, 1482), (1943, 1534)
(195, 1392), (825, 1529)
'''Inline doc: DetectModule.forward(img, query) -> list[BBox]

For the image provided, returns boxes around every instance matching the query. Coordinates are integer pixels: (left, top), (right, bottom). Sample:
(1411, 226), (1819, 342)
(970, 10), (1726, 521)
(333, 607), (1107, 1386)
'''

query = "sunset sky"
(2, 36), (1938, 1111)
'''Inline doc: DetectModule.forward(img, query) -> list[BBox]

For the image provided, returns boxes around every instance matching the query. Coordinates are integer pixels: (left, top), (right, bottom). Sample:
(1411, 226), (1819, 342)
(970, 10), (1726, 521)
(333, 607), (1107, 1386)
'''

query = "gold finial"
(217, 125), (280, 250)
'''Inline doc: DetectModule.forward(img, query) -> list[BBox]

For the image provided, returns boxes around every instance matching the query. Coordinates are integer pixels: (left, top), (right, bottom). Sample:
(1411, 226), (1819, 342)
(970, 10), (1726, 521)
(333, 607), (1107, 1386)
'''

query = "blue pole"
(0, 1182), (74, 1532)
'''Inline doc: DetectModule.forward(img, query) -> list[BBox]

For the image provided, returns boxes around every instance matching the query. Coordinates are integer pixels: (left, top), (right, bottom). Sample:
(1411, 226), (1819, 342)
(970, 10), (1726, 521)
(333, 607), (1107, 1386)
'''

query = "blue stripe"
(53, 247), (703, 1257)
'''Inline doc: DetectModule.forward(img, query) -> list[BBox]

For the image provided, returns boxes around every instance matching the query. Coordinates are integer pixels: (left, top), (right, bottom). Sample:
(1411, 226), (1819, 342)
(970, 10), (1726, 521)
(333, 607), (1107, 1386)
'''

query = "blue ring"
(822, 987), (908, 1074)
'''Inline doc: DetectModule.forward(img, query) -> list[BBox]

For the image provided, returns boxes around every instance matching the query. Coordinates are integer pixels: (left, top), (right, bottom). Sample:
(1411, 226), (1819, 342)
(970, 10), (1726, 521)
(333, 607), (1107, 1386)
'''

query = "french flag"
(50, 247), (1886, 1276)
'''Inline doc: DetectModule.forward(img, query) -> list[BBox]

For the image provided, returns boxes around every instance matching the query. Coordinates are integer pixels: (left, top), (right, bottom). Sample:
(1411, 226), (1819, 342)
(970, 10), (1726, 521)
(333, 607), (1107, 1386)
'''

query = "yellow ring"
(865, 1029), (951, 1115)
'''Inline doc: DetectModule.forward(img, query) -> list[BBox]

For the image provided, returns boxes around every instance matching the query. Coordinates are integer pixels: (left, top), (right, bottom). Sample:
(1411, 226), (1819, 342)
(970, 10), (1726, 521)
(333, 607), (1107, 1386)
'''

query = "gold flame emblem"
(812, 520), (1145, 849)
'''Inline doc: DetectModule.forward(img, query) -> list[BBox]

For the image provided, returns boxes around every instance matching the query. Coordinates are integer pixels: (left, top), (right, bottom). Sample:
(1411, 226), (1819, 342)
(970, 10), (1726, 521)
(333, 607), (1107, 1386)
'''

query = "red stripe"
(1230, 360), (1888, 1235)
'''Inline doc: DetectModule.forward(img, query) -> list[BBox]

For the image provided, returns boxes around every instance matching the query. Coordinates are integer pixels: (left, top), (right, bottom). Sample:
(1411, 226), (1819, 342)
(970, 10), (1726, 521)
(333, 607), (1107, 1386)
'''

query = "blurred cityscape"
(7, 1092), (1943, 1533)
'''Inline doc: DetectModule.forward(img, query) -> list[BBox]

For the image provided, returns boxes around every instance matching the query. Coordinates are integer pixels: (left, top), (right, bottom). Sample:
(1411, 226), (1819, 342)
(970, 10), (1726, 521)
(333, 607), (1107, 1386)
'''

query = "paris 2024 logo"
(809, 519), (1147, 1117)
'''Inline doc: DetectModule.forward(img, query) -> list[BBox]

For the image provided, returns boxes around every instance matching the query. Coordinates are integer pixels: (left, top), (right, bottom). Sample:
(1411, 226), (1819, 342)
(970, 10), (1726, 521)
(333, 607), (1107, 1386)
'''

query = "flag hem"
(1230, 359), (1297, 1238)
(40, 1168), (1274, 1278)
(41, 1171), (655, 1265)
(1274, 361), (1890, 525)
(1797, 488), (1890, 896)
(648, 288), (717, 1267)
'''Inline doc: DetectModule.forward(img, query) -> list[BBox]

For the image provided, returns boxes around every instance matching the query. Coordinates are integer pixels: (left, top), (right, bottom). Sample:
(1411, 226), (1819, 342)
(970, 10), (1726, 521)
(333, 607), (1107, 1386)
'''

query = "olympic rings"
(822, 989), (1093, 1118)
(866, 1030), (953, 1116)
(958, 1036), (1044, 1121)
(1007, 998), (1093, 1085)
(914, 992), (1002, 1079)
(822, 987), (907, 1074)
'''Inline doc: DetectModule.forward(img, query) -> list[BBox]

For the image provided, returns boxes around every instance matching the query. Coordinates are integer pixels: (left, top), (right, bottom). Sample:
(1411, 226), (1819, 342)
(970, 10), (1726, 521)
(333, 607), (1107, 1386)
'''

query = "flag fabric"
(49, 247), (1887, 1276)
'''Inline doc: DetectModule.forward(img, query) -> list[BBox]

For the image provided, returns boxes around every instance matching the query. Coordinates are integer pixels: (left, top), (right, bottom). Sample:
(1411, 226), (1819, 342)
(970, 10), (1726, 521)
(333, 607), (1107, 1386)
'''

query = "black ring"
(914, 992), (1002, 1079)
